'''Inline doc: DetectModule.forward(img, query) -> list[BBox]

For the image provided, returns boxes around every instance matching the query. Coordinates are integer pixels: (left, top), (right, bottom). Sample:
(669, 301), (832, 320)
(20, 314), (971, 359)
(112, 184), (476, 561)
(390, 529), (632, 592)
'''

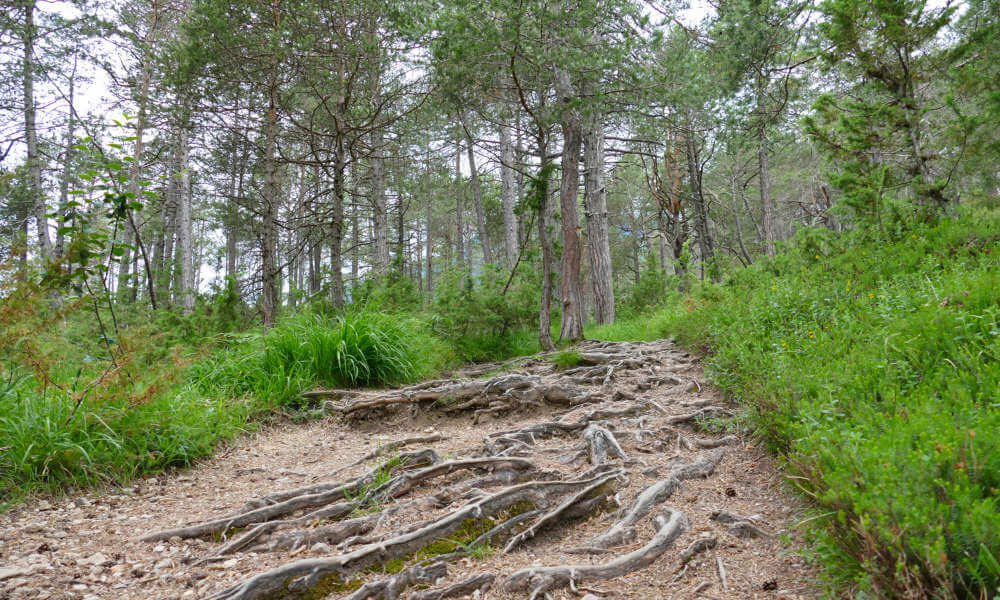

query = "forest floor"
(0, 340), (822, 600)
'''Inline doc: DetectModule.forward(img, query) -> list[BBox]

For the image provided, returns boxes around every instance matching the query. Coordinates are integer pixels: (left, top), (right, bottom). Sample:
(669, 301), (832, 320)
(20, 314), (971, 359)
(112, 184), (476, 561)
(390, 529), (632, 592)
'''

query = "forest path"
(0, 340), (821, 600)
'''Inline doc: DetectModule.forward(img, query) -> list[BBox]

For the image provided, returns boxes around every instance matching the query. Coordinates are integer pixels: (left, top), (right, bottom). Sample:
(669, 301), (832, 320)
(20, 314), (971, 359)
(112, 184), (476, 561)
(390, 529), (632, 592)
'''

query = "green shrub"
(649, 209), (1000, 597)
(429, 265), (540, 361)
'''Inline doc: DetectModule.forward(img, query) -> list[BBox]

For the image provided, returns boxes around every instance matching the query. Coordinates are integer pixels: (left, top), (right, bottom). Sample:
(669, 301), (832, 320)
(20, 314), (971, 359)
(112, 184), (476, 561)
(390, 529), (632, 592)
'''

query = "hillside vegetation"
(596, 208), (1000, 596)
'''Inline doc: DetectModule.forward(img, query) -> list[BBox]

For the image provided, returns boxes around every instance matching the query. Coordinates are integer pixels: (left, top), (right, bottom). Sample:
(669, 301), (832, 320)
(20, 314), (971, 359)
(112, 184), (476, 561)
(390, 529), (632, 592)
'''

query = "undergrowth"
(591, 208), (1000, 598)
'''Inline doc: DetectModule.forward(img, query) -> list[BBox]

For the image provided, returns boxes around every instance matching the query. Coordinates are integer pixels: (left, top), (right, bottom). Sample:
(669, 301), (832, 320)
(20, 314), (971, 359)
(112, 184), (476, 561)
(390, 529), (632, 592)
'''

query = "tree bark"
(554, 69), (585, 343)
(260, 51), (280, 327)
(21, 0), (51, 261)
(454, 131), (465, 267)
(330, 136), (346, 308)
(371, 125), (389, 278)
(758, 130), (775, 257)
(56, 57), (78, 260)
(582, 109), (614, 324)
(500, 115), (518, 268)
(461, 112), (494, 265)
(176, 126), (195, 312)
(684, 129), (715, 280)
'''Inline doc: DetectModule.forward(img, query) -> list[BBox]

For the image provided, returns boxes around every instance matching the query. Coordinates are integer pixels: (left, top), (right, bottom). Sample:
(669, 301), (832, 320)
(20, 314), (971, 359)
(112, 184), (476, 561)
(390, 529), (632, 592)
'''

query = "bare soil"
(0, 340), (822, 600)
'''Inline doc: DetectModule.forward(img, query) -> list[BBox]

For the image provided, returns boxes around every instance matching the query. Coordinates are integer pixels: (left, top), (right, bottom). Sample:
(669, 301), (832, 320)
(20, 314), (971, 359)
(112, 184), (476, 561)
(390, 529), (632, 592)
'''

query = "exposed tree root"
(145, 453), (529, 543)
(206, 476), (609, 600)
(137, 339), (770, 600)
(408, 573), (494, 600)
(503, 469), (623, 553)
(341, 561), (447, 600)
(502, 510), (689, 599)
(326, 434), (446, 477)
(572, 450), (725, 551)
(583, 423), (628, 465)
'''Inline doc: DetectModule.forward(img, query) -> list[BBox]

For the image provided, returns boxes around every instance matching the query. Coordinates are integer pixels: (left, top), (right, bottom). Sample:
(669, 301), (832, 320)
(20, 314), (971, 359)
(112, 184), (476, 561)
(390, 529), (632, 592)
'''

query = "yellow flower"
(869, 292), (874, 299)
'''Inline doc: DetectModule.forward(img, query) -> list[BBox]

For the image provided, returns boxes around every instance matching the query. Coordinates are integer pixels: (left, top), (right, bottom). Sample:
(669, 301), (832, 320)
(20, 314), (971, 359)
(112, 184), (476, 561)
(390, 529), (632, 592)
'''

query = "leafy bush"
(429, 265), (539, 361)
(638, 209), (1000, 597)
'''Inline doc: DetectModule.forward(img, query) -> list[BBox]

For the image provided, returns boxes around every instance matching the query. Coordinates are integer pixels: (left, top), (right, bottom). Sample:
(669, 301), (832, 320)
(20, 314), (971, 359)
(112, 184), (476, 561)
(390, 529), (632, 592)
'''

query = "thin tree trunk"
(371, 127), (389, 277)
(500, 115), (518, 268)
(461, 112), (494, 265)
(732, 171), (753, 265)
(176, 126), (195, 312)
(684, 129), (715, 280)
(425, 180), (433, 300)
(758, 130), (775, 257)
(116, 1), (161, 302)
(56, 58), (77, 259)
(554, 69), (585, 343)
(582, 109), (614, 325)
(454, 132), (465, 267)
(22, 0), (52, 261)
(330, 135), (346, 308)
(260, 46), (280, 327)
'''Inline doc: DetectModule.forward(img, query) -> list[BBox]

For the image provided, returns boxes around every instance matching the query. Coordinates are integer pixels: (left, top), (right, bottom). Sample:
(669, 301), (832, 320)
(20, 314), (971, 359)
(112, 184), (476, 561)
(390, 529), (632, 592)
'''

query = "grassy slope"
(589, 209), (1000, 597)
(0, 308), (453, 506)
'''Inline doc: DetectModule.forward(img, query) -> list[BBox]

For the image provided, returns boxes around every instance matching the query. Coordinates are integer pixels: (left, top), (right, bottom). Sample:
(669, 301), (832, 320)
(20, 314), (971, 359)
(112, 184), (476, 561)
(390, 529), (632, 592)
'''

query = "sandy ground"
(0, 341), (823, 600)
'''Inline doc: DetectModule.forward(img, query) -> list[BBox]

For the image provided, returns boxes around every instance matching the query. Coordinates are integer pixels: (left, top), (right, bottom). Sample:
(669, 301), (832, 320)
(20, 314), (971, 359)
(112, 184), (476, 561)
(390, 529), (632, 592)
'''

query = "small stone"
(36, 500), (52, 511)
(168, 536), (182, 544)
(21, 523), (45, 534)
(310, 543), (332, 554)
(154, 559), (172, 570)
(0, 567), (30, 581)
(153, 545), (166, 553)
(221, 558), (239, 569)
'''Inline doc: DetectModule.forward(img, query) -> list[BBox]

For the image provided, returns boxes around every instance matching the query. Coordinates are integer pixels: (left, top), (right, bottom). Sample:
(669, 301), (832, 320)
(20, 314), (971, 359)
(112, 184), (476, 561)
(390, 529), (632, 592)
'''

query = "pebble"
(0, 567), (30, 581)
(310, 543), (332, 554)
(221, 558), (239, 568)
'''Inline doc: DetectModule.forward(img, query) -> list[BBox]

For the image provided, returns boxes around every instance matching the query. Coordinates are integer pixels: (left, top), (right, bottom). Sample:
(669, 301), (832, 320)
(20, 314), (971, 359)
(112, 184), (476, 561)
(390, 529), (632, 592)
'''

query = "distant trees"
(1, 0), (997, 333)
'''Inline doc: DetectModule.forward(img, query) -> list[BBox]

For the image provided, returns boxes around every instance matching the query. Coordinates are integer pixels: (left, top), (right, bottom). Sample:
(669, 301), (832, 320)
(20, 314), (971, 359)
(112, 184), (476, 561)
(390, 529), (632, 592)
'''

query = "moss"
(298, 573), (362, 600)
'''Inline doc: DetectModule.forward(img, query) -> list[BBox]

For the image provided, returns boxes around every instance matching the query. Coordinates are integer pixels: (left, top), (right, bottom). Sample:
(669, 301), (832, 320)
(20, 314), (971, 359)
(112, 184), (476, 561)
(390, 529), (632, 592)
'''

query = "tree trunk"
(176, 126), (195, 312)
(260, 59), (280, 327)
(461, 113), (494, 265)
(554, 69), (585, 343)
(225, 147), (241, 281)
(758, 130), (775, 257)
(538, 163), (555, 351)
(330, 135), (346, 308)
(425, 182), (433, 300)
(454, 133), (465, 267)
(116, 1), (161, 302)
(582, 110), (614, 325)
(55, 58), (78, 260)
(684, 129), (715, 280)
(500, 116), (518, 268)
(21, 0), (52, 261)
(371, 127), (389, 277)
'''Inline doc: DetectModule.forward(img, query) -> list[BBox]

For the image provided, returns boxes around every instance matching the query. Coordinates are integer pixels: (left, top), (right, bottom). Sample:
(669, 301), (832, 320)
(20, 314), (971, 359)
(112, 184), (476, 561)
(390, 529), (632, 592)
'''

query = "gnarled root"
(206, 475), (608, 600)
(573, 449), (725, 551)
(502, 509), (690, 599)
(408, 573), (494, 600)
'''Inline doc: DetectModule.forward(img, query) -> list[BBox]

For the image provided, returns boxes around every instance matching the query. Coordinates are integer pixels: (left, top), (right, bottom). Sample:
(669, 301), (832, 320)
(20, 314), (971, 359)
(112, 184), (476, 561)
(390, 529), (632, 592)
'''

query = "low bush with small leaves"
(592, 208), (1000, 598)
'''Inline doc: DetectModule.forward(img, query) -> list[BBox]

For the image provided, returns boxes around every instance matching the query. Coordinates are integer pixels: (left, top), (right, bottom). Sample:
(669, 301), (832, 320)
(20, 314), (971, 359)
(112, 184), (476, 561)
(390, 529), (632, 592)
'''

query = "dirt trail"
(0, 340), (821, 600)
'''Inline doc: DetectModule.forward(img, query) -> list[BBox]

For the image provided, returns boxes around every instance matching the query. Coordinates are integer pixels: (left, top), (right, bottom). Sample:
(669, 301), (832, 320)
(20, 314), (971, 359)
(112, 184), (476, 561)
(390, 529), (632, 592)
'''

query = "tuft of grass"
(611, 208), (1000, 598)
(550, 350), (583, 369)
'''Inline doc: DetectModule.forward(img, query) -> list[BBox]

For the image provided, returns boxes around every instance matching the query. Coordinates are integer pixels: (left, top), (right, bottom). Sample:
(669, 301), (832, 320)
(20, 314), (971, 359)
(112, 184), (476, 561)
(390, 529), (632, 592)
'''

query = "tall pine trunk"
(582, 109), (614, 325)
(554, 69), (585, 343)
